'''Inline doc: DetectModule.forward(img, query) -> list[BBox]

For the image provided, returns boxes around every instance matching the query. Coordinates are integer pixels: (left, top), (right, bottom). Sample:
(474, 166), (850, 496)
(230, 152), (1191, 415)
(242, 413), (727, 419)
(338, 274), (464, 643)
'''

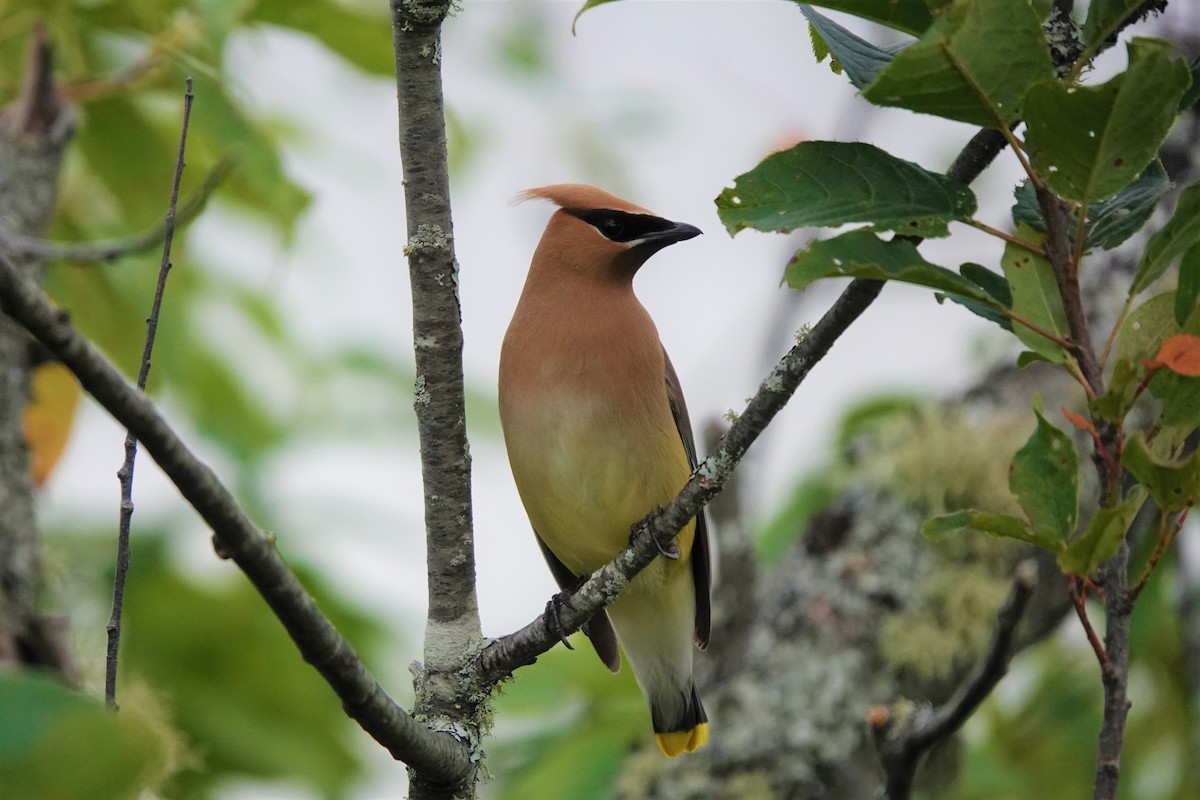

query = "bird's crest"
(516, 183), (653, 215)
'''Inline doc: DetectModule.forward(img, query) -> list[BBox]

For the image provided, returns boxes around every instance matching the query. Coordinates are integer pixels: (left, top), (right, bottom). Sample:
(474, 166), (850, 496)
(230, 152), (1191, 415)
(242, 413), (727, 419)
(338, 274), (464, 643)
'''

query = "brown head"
(519, 184), (701, 284)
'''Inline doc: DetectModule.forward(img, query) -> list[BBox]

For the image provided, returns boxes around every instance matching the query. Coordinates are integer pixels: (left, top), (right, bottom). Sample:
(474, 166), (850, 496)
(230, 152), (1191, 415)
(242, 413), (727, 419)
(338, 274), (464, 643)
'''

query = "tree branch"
(105, 77), (193, 709)
(0, 24), (77, 677)
(0, 157), (231, 263)
(0, 245), (473, 784)
(873, 560), (1040, 800)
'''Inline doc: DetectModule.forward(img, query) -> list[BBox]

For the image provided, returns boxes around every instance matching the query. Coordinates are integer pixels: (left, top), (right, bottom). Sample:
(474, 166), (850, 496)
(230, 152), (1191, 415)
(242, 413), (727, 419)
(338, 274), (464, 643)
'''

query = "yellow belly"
(504, 387), (695, 582)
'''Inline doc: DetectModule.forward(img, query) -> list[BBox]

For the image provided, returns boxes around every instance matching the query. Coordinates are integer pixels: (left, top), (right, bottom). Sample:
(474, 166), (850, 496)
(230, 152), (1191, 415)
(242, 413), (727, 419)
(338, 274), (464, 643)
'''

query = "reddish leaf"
(1152, 334), (1200, 376)
(1061, 406), (1098, 436)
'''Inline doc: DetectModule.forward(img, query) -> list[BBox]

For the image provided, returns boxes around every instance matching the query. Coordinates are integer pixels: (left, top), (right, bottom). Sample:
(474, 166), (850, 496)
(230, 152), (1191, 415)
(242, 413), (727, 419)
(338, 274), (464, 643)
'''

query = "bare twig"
(0, 246), (473, 784)
(873, 561), (1040, 800)
(1130, 509), (1186, 599)
(0, 158), (231, 263)
(104, 77), (193, 709)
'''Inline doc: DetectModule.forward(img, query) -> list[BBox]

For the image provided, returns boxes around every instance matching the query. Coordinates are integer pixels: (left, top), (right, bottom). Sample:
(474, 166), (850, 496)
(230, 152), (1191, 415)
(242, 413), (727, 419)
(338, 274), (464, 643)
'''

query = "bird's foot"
(631, 518), (679, 560)
(544, 593), (575, 650)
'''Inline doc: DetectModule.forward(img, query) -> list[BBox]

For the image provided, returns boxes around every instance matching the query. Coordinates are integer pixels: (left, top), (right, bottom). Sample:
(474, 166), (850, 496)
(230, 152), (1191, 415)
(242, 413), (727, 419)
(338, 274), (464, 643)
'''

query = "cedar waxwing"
(499, 184), (711, 757)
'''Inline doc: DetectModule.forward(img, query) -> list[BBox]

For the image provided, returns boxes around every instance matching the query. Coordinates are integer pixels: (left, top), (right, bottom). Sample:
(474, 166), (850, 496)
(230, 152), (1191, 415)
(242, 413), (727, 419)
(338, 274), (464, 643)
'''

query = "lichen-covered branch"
(873, 560), (1039, 800)
(0, 246), (472, 783)
(390, 1), (482, 796)
(0, 26), (76, 677)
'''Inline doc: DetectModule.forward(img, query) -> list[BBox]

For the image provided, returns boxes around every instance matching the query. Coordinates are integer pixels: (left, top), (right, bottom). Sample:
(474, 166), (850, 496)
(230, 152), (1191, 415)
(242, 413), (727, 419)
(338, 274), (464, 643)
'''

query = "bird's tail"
(651, 682), (709, 757)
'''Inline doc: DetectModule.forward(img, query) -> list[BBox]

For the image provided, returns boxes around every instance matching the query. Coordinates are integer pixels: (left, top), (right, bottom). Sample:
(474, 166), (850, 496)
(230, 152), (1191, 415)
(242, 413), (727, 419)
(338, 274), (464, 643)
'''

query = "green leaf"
(0, 673), (176, 798)
(860, 0), (1054, 128)
(247, 0), (393, 76)
(716, 141), (977, 238)
(1084, 160), (1171, 250)
(1131, 180), (1200, 297)
(786, 230), (997, 305)
(799, 5), (907, 89)
(1017, 350), (1055, 369)
(1001, 224), (1071, 363)
(793, 1), (948, 36)
(938, 262), (1013, 330)
(572, 0), (622, 32)
(1082, 0), (1153, 58)
(1024, 39), (1190, 203)
(1182, 54), (1200, 110)
(1089, 356), (1140, 422)
(1011, 161), (1170, 251)
(1123, 433), (1200, 512)
(1175, 242), (1200, 327)
(921, 509), (1060, 550)
(1116, 292), (1180, 365)
(1058, 488), (1147, 576)
(1010, 405), (1079, 542)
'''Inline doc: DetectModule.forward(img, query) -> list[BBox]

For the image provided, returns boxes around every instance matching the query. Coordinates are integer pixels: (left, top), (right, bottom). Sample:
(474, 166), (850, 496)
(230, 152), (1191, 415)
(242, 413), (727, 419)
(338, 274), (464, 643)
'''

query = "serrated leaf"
(1001, 224), (1071, 363)
(1024, 39), (1190, 203)
(1123, 433), (1200, 512)
(792, 0), (948, 36)
(1084, 160), (1171, 250)
(1010, 406), (1079, 542)
(1082, 0), (1152, 56)
(1058, 488), (1147, 576)
(785, 230), (997, 305)
(1175, 242), (1200, 326)
(799, 5), (907, 89)
(1131, 180), (1200, 297)
(938, 263), (1013, 330)
(1116, 292), (1179, 365)
(860, 0), (1053, 128)
(921, 510), (1060, 550)
(1011, 161), (1170, 252)
(716, 141), (977, 238)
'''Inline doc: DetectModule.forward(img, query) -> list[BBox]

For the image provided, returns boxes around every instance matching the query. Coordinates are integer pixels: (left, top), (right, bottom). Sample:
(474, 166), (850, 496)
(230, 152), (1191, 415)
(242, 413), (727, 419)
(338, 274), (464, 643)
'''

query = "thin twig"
(104, 78), (193, 709)
(1130, 509), (1186, 599)
(0, 157), (231, 263)
(873, 561), (1040, 800)
(1071, 576), (1110, 671)
(963, 218), (1048, 254)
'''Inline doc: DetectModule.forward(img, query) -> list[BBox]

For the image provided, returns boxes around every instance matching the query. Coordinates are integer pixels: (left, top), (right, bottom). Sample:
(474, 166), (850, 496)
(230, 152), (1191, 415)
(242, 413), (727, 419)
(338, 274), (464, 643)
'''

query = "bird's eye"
(600, 217), (625, 239)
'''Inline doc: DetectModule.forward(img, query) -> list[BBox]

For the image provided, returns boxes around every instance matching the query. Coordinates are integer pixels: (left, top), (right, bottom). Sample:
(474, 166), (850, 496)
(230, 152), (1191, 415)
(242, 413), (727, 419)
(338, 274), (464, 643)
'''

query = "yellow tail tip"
(655, 723), (710, 757)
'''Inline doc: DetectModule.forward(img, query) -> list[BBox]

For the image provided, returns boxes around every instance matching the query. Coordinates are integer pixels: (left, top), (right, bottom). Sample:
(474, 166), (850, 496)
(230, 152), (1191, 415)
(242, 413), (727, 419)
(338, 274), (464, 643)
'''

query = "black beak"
(637, 220), (702, 249)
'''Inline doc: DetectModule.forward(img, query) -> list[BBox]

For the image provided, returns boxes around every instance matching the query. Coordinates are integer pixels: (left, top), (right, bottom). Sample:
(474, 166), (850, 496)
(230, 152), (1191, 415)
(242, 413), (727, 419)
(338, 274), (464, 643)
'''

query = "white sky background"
(39, 0), (1178, 796)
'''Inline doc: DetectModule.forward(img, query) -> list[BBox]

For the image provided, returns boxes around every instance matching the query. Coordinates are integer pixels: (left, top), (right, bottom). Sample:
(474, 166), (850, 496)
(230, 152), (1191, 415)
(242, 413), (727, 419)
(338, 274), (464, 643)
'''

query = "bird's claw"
(545, 595), (575, 650)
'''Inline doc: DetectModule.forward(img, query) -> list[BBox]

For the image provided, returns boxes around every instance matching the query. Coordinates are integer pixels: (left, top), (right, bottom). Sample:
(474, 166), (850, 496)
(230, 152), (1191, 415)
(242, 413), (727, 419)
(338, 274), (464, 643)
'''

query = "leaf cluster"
(699, 0), (1200, 576)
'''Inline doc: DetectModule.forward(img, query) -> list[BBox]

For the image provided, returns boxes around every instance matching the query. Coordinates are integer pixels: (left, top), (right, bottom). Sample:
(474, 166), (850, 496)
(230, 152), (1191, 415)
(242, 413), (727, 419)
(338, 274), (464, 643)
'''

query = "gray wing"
(532, 531), (621, 673)
(663, 349), (712, 649)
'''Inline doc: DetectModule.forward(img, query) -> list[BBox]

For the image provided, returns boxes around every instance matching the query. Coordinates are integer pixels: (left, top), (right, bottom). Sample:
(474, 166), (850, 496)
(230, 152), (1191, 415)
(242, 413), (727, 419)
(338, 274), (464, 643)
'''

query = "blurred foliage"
(36, 527), (395, 798)
(952, 553), (1198, 800)
(0, 671), (181, 799)
(488, 638), (646, 800)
